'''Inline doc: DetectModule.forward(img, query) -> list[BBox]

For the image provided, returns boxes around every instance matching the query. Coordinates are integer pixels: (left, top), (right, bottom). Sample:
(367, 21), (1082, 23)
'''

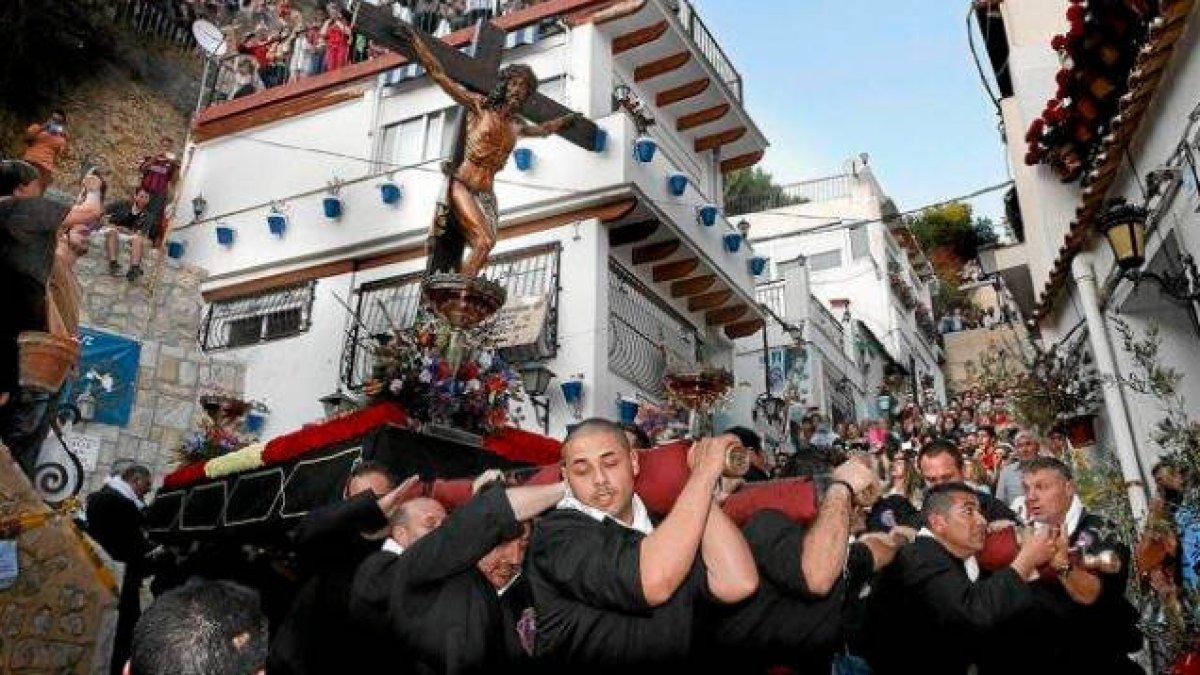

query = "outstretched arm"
(398, 23), (482, 112)
(700, 502), (758, 603)
(521, 112), (582, 138)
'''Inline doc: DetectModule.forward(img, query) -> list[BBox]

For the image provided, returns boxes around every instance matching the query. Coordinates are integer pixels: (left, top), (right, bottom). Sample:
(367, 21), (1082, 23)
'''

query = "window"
(341, 245), (562, 389)
(849, 224), (870, 260)
(608, 262), (699, 398)
(807, 249), (843, 273)
(379, 107), (461, 169)
(539, 75), (567, 105)
(199, 282), (316, 351)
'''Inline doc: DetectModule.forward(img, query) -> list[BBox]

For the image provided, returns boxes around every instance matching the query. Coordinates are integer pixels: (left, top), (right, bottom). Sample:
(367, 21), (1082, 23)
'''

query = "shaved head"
(561, 418), (639, 524)
(391, 497), (447, 548)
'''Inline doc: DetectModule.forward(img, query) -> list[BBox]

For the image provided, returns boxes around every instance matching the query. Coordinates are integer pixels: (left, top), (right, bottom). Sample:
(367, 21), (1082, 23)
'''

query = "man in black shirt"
(103, 187), (152, 281)
(268, 461), (411, 675)
(704, 458), (896, 673)
(863, 482), (1056, 675)
(0, 160), (103, 475)
(1016, 457), (1143, 674)
(526, 419), (759, 672)
(350, 473), (566, 674)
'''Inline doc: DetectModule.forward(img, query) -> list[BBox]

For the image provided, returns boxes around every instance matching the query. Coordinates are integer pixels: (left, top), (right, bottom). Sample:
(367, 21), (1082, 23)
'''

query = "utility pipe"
(1071, 251), (1149, 522)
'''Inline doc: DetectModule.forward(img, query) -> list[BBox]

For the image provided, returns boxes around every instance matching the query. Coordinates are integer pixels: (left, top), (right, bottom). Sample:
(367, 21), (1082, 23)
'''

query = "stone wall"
(67, 249), (243, 496)
(942, 321), (1031, 393)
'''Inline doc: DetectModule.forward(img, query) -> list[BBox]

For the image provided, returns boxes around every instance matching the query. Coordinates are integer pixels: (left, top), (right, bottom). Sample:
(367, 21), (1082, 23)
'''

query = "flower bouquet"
(363, 312), (523, 436)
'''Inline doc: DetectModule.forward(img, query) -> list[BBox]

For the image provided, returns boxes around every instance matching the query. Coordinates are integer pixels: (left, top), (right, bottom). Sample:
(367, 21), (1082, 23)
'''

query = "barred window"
(341, 244), (562, 389)
(199, 282), (316, 351)
(607, 262), (699, 398)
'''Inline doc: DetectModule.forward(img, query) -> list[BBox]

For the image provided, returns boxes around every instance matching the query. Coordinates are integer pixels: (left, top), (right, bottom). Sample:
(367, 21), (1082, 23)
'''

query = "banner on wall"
(61, 327), (142, 427)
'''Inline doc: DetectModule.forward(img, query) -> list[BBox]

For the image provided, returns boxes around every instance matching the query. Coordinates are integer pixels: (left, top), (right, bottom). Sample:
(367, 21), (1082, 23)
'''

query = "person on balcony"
(321, 3), (351, 72)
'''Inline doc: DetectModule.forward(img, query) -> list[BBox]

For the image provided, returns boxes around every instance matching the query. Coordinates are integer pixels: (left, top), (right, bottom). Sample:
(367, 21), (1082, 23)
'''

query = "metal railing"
(676, 0), (743, 102)
(754, 281), (786, 319)
(608, 262), (699, 398)
(809, 295), (845, 344)
(725, 173), (855, 216)
(78, 0), (199, 49)
(199, 281), (316, 351)
(340, 244), (561, 389)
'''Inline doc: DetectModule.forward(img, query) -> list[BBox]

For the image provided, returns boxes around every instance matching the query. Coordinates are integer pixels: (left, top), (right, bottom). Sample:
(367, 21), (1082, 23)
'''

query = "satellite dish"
(192, 20), (228, 58)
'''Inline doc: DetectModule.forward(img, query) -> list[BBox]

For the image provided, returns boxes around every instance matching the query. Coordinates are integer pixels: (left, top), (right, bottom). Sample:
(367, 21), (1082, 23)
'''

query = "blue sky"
(694, 0), (1010, 221)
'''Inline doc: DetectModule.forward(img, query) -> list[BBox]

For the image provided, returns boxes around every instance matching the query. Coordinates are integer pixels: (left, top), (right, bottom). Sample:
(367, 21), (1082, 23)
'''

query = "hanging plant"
(324, 178), (344, 220)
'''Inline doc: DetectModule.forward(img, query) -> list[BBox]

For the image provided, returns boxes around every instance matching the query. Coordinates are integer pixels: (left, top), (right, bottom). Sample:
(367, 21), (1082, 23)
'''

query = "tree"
(905, 201), (983, 260)
(723, 167), (806, 216)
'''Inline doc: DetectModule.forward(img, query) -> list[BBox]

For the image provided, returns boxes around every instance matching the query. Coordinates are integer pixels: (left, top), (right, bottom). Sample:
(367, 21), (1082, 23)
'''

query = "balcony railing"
(726, 173), (854, 216)
(754, 281), (786, 319)
(809, 296), (846, 345)
(676, 0), (743, 103)
(608, 262), (699, 399)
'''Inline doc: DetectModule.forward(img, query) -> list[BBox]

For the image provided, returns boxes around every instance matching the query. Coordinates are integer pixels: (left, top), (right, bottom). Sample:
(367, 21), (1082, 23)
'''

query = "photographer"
(0, 161), (103, 475)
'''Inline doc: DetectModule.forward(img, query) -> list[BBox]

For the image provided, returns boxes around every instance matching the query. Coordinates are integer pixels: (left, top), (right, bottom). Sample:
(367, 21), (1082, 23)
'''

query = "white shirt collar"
(496, 571), (520, 596)
(381, 538), (406, 556)
(917, 527), (979, 582)
(557, 489), (654, 535)
(1064, 495), (1084, 535)
(104, 475), (145, 510)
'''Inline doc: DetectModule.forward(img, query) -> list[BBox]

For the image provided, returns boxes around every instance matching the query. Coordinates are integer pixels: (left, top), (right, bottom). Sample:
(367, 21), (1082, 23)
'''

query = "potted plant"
(324, 178), (344, 219)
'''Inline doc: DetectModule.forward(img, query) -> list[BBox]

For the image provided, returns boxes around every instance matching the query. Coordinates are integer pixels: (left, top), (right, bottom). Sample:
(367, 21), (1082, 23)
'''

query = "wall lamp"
(1097, 198), (1200, 302)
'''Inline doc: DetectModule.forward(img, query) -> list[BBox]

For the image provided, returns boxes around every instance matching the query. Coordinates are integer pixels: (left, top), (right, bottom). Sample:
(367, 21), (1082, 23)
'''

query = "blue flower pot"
(245, 411), (267, 434)
(592, 128), (608, 153)
(617, 399), (639, 424)
(633, 135), (657, 163)
(379, 182), (402, 205)
(667, 173), (688, 196)
(749, 255), (768, 276)
(323, 196), (343, 219)
(560, 380), (583, 404)
(216, 226), (235, 246)
(267, 213), (287, 236)
(513, 147), (534, 172)
(723, 232), (743, 253)
(166, 240), (185, 259)
(698, 204), (719, 227)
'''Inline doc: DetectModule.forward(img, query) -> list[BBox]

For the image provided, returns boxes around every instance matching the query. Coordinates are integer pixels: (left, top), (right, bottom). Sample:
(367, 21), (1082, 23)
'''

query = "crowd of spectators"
(938, 304), (1015, 334)
(195, 0), (549, 102)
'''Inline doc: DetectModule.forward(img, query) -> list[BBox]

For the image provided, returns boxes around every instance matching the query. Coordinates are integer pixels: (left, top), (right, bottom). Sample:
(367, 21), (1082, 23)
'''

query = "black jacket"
(85, 484), (151, 570)
(268, 491), (388, 675)
(863, 536), (1034, 675)
(350, 485), (523, 675)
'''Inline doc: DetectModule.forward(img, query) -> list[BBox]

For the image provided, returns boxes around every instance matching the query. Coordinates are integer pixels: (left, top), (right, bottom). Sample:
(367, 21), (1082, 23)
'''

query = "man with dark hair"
(527, 418), (758, 671)
(723, 425), (770, 482)
(1018, 456), (1143, 673)
(86, 464), (154, 675)
(864, 482), (1056, 674)
(127, 579), (267, 675)
(351, 469), (567, 672)
(268, 461), (410, 675)
(916, 441), (1016, 523)
(703, 457), (893, 672)
(103, 186), (154, 281)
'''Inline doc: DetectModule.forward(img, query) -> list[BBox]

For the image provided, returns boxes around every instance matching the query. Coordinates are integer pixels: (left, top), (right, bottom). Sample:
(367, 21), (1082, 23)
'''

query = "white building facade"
(726, 166), (945, 434)
(170, 0), (770, 439)
(974, 0), (1200, 516)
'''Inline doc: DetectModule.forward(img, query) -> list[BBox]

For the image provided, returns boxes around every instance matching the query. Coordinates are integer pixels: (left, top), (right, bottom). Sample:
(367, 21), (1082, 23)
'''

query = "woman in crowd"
(321, 4), (349, 73)
(288, 11), (314, 82)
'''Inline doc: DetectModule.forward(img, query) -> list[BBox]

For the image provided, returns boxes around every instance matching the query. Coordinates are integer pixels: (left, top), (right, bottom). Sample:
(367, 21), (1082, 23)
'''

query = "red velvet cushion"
(428, 479), (475, 510)
(978, 526), (1019, 571)
(722, 478), (819, 526)
(633, 441), (691, 515)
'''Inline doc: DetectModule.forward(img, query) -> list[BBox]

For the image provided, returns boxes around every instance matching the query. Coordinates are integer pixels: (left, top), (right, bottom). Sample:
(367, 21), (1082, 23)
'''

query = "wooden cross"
(352, 2), (602, 151)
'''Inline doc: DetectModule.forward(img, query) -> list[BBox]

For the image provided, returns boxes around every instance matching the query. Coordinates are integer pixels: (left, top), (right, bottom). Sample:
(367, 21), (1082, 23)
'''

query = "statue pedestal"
(421, 273), (507, 329)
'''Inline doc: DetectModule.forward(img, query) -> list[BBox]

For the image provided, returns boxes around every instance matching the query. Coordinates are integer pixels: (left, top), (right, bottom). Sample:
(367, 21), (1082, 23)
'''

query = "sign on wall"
(61, 327), (142, 427)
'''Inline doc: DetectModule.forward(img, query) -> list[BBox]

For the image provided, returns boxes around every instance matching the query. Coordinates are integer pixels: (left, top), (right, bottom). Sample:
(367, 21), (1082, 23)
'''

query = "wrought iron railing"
(608, 262), (699, 398)
(199, 282), (317, 352)
(340, 244), (561, 389)
(676, 0), (743, 102)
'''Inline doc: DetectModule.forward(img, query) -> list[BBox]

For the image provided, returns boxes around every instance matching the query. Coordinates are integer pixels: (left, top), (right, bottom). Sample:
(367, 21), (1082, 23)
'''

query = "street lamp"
(518, 363), (555, 435)
(1098, 197), (1200, 302)
(192, 194), (208, 222)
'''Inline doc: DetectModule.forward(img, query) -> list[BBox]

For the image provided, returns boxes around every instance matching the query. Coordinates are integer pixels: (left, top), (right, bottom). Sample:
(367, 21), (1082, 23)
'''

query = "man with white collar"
(85, 464), (153, 675)
(526, 418), (759, 671)
(350, 471), (564, 674)
(863, 482), (1056, 675)
(1018, 456), (1142, 674)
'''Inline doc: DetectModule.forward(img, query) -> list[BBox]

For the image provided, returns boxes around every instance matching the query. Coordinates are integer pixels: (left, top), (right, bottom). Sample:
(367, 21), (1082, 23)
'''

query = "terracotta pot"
(17, 331), (79, 392)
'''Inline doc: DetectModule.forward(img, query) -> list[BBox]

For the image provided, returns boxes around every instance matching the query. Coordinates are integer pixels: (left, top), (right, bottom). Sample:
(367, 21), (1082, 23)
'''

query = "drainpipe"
(1070, 251), (1149, 522)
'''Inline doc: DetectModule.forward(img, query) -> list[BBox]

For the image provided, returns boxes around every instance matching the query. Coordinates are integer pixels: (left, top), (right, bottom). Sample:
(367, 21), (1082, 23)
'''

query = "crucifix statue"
(353, 3), (601, 326)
